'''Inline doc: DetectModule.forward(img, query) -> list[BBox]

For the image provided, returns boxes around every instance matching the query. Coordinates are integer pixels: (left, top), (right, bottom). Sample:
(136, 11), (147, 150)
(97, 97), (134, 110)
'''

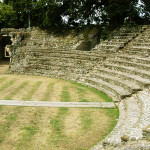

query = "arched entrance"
(0, 36), (12, 74)
(0, 36), (12, 61)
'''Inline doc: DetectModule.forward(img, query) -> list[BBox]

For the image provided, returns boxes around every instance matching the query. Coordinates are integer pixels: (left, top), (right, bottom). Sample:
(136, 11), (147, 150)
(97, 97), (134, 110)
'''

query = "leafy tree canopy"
(0, 0), (150, 30)
(0, 2), (15, 28)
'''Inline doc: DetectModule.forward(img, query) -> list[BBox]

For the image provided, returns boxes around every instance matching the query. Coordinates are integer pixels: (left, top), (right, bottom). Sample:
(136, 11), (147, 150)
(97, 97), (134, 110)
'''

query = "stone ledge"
(0, 100), (116, 108)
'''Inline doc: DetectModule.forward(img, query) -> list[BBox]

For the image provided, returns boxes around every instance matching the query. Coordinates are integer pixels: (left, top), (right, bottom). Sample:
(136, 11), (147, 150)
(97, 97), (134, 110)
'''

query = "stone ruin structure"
(0, 28), (30, 61)
(0, 25), (150, 149)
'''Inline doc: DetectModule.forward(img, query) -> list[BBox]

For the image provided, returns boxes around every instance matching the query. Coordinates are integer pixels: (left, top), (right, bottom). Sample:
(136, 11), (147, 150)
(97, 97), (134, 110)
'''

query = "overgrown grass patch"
(0, 77), (7, 83)
(49, 86), (70, 145)
(22, 81), (42, 100)
(16, 108), (42, 150)
(80, 110), (92, 131)
(79, 99), (89, 102)
(0, 112), (17, 143)
(4, 81), (28, 100)
(60, 87), (70, 102)
(0, 79), (16, 92)
(71, 81), (113, 102)
(0, 106), (3, 111)
(41, 82), (55, 101)
(21, 126), (39, 140)
(50, 107), (69, 144)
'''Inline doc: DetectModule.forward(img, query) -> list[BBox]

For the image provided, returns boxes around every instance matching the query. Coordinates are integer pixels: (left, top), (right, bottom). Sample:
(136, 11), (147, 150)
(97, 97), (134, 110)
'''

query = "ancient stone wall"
(9, 27), (101, 78)
(0, 36), (4, 60)
(5, 25), (150, 149)
(9, 25), (144, 80)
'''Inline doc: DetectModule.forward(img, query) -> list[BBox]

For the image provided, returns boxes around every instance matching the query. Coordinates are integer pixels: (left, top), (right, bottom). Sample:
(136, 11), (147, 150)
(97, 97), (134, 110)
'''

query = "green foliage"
(0, 2), (15, 28)
(0, 0), (150, 30)
(141, 0), (150, 23)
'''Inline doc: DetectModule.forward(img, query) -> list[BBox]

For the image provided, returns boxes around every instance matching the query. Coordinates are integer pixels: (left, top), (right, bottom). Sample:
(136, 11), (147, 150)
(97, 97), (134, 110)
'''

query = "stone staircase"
(9, 25), (150, 149)
(93, 25), (146, 52)
(89, 26), (150, 149)
(123, 26), (150, 56)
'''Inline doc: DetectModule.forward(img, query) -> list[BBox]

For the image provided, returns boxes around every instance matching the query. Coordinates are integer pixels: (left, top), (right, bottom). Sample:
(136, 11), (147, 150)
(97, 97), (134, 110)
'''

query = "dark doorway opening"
(0, 36), (12, 62)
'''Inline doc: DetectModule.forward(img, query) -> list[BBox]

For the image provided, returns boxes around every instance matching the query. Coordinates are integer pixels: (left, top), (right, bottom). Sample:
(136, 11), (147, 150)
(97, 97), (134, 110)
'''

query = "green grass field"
(0, 74), (119, 150)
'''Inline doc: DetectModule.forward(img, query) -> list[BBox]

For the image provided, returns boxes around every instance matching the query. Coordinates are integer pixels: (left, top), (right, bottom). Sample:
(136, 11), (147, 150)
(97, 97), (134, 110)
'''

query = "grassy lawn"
(0, 74), (114, 102)
(0, 74), (119, 150)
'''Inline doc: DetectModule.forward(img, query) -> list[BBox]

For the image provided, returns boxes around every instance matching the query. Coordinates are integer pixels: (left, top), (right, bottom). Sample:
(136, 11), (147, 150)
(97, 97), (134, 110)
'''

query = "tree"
(141, 0), (150, 23)
(103, 0), (139, 27)
(0, 2), (15, 29)
(3, 0), (38, 28)
(0, 0), (149, 30)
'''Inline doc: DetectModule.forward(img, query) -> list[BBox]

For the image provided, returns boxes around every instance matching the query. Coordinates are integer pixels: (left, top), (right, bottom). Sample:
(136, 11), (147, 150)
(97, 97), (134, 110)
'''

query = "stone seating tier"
(113, 54), (150, 64)
(91, 67), (150, 88)
(103, 95), (142, 145)
(85, 77), (132, 101)
(25, 48), (108, 58)
(122, 49), (150, 56)
(93, 26), (145, 53)
(92, 88), (150, 149)
(89, 73), (141, 93)
(104, 63), (150, 79)
(106, 59), (150, 71)
(8, 25), (150, 150)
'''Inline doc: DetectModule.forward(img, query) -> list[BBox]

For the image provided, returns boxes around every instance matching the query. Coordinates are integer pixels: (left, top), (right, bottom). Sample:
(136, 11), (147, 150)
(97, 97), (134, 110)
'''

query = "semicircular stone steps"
(93, 26), (144, 52)
(9, 25), (150, 150)
(103, 63), (150, 79)
(91, 94), (142, 149)
(25, 49), (107, 61)
(122, 49), (150, 56)
(91, 67), (150, 88)
(91, 88), (150, 150)
(88, 73), (141, 93)
(122, 88), (150, 141)
(106, 59), (150, 71)
(122, 27), (150, 56)
(112, 54), (150, 64)
(90, 101), (127, 150)
(84, 77), (132, 101)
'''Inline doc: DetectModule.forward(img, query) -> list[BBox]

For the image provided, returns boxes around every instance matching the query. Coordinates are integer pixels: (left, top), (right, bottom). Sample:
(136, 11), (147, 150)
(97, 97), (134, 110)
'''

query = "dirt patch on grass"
(29, 107), (58, 150)
(64, 108), (81, 136)
(0, 106), (38, 150)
